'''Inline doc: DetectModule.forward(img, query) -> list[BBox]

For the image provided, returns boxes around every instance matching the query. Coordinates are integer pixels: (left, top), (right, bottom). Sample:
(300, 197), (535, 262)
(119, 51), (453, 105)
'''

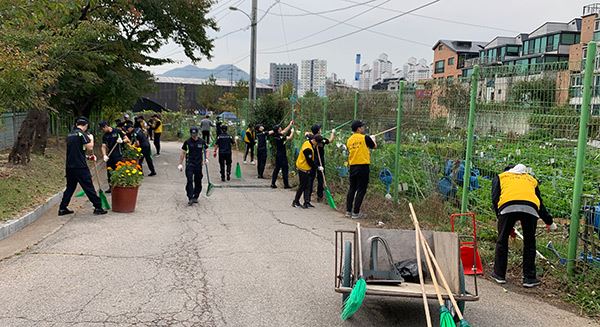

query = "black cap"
(190, 126), (199, 134)
(351, 120), (365, 132)
(311, 124), (321, 135)
(313, 134), (324, 144)
(221, 125), (228, 132)
(98, 121), (109, 128)
(272, 125), (281, 133)
(75, 117), (89, 126)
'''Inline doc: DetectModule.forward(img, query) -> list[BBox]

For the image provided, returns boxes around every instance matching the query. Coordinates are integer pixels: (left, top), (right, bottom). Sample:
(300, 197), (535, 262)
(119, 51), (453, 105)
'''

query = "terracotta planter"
(111, 186), (139, 213)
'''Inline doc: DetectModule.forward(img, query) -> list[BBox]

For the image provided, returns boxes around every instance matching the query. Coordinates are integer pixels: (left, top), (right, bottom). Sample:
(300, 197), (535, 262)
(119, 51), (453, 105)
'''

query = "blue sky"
(148, 0), (593, 82)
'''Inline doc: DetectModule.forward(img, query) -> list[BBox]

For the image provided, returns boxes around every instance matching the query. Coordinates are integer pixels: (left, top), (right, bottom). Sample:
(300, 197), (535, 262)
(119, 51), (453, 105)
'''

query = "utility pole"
(249, 0), (258, 102)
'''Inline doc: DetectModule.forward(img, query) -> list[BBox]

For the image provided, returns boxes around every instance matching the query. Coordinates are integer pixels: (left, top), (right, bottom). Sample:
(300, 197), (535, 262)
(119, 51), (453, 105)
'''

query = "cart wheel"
(445, 261), (466, 322)
(342, 240), (353, 303)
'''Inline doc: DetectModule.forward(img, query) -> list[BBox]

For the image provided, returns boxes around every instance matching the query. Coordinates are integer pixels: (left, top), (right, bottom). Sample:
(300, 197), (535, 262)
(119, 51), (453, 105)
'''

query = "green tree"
(278, 81), (295, 99)
(197, 75), (222, 112)
(233, 79), (249, 100)
(303, 90), (319, 98)
(177, 86), (186, 112)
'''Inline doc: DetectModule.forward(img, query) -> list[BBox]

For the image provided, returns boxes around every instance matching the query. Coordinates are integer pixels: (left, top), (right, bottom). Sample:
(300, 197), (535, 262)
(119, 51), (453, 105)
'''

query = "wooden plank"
(335, 284), (479, 302)
(432, 232), (460, 294)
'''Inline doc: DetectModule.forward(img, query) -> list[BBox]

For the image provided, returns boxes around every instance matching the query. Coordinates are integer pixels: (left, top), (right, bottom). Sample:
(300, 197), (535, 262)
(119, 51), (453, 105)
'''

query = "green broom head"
(99, 190), (111, 210)
(341, 278), (367, 320)
(206, 182), (215, 197)
(235, 162), (242, 179)
(439, 306), (455, 327)
(458, 319), (471, 327)
(325, 187), (337, 209)
(75, 190), (86, 197)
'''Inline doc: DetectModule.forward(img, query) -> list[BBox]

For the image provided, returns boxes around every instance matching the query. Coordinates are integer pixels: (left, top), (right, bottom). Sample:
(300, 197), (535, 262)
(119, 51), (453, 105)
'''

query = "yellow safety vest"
(154, 119), (163, 134)
(244, 128), (255, 143)
(296, 140), (314, 172)
(347, 133), (370, 165)
(498, 172), (540, 209)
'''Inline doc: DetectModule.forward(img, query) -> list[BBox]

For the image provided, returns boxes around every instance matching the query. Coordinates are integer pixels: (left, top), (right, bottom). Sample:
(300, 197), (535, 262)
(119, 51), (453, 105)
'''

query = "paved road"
(0, 142), (596, 326)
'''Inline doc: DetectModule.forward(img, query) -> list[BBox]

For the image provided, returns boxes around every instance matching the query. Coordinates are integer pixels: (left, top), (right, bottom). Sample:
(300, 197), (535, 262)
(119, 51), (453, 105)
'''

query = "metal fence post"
(393, 81), (405, 204)
(322, 96), (328, 131)
(461, 65), (480, 214)
(567, 42), (596, 277)
(353, 91), (359, 121)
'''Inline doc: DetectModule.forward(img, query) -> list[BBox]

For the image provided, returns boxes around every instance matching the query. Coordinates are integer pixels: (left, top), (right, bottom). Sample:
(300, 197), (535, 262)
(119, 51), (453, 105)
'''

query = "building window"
(506, 45), (519, 56)
(560, 33), (576, 45)
(523, 41), (529, 55)
(434, 60), (445, 74)
(448, 57), (455, 66)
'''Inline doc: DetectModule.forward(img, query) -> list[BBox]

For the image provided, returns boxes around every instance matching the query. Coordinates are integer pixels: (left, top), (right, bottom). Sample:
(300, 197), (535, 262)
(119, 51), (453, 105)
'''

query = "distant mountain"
(161, 64), (270, 84)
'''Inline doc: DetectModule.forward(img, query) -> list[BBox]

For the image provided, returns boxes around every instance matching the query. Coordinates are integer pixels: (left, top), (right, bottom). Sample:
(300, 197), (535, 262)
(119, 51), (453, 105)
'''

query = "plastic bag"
(394, 259), (429, 283)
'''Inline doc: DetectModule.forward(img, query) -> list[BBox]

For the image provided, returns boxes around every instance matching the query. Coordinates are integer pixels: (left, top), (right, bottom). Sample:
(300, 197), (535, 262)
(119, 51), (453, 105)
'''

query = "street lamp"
(229, 2), (257, 103)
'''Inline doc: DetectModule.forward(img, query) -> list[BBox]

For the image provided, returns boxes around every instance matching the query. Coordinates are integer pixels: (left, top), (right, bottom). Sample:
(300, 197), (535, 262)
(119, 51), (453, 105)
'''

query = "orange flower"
(131, 160), (137, 164)
(136, 165), (141, 169)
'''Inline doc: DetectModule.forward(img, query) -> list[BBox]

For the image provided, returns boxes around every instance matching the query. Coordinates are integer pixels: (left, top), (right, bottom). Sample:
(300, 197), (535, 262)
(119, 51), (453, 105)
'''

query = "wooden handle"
(315, 148), (327, 188)
(372, 126), (397, 137)
(356, 223), (364, 277)
(414, 214), (433, 327)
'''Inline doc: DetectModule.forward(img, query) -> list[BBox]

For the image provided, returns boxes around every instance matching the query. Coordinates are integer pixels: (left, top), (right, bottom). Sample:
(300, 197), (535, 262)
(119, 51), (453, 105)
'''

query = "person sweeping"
(491, 164), (555, 288)
(178, 127), (208, 206)
(255, 124), (270, 179)
(213, 125), (235, 182)
(125, 123), (156, 176)
(99, 121), (129, 193)
(243, 124), (256, 165)
(306, 124), (335, 203)
(345, 120), (377, 219)
(270, 120), (294, 189)
(292, 135), (323, 209)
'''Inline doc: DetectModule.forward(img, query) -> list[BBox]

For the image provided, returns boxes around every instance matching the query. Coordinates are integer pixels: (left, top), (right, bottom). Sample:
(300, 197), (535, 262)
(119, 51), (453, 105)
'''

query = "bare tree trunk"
(8, 109), (45, 164)
(32, 110), (49, 155)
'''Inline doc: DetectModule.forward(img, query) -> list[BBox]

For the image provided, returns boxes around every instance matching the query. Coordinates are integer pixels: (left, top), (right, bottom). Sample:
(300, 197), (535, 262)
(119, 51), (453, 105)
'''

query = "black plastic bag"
(394, 259), (429, 283)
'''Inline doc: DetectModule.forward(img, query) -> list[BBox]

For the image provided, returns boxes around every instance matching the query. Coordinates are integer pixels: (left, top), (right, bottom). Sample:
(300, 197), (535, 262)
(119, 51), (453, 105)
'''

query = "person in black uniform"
(178, 127), (208, 206)
(125, 123), (156, 176)
(215, 116), (223, 137)
(306, 124), (336, 203)
(58, 117), (108, 216)
(270, 120), (294, 189)
(213, 125), (235, 182)
(293, 135), (323, 209)
(255, 124), (271, 179)
(100, 121), (130, 193)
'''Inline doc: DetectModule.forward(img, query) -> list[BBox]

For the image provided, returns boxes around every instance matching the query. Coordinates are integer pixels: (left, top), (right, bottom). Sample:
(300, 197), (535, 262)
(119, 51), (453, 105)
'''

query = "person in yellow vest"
(151, 114), (163, 156)
(292, 135), (323, 209)
(243, 124), (256, 164)
(345, 120), (377, 219)
(491, 164), (555, 288)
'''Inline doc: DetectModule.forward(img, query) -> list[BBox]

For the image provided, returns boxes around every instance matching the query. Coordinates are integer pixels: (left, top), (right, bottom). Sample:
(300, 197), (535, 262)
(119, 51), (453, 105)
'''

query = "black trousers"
(346, 165), (370, 214)
(60, 168), (102, 210)
(309, 168), (325, 199)
(494, 212), (538, 279)
(138, 145), (155, 174)
(257, 148), (267, 178)
(244, 142), (254, 162)
(294, 170), (312, 204)
(106, 157), (121, 187)
(271, 156), (290, 187)
(202, 131), (210, 144)
(219, 152), (232, 179)
(153, 133), (161, 155)
(185, 164), (203, 200)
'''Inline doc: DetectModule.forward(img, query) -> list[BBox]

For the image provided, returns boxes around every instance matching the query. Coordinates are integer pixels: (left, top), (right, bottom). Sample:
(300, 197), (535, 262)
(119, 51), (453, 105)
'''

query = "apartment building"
(269, 63), (298, 93)
(431, 40), (486, 80)
(299, 59), (327, 97)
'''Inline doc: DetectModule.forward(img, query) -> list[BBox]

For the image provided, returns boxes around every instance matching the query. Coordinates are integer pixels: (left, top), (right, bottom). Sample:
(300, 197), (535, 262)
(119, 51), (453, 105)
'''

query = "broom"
(414, 212), (433, 327)
(92, 159), (111, 210)
(205, 161), (215, 197)
(76, 139), (120, 197)
(410, 203), (472, 327)
(235, 162), (242, 179)
(341, 223), (367, 320)
(315, 149), (336, 209)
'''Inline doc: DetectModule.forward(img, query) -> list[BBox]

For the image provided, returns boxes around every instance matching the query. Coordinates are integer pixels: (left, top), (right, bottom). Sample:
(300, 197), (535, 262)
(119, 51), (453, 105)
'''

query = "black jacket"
(491, 174), (552, 224)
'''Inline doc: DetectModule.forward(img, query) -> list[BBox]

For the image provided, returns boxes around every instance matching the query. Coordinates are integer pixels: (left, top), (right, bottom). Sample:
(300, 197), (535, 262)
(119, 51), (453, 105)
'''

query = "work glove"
(103, 155), (109, 162)
(213, 151), (217, 158)
(116, 137), (123, 144)
(88, 134), (94, 142)
(547, 223), (558, 231)
(87, 154), (97, 162)
(205, 159), (209, 165)
(370, 135), (376, 142)
(177, 164), (183, 172)
(332, 128), (336, 134)
(318, 166), (324, 172)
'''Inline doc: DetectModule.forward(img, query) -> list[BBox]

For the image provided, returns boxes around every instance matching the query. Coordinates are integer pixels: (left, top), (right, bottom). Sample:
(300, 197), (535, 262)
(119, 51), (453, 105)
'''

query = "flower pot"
(111, 186), (139, 213)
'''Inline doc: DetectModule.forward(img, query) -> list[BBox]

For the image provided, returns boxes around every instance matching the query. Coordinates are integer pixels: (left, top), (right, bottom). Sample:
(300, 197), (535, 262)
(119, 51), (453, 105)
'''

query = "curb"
(0, 192), (62, 241)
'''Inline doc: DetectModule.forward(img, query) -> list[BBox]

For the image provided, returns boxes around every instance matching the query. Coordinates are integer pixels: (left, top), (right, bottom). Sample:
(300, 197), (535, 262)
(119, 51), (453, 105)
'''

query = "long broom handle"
(372, 126), (397, 138)
(327, 120), (352, 133)
(410, 203), (466, 321)
(356, 223), (364, 278)
(414, 216), (433, 327)
(315, 147), (328, 188)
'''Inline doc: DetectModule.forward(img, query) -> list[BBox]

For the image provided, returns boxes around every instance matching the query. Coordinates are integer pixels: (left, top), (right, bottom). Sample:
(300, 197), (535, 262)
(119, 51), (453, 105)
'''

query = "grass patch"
(0, 145), (64, 221)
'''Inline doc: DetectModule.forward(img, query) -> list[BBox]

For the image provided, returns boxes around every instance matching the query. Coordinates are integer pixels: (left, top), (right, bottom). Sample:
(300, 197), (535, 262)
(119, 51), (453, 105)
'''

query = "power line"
(261, 0), (393, 52)
(341, 0), (520, 33)
(266, 0), (378, 17)
(277, 1), (291, 62)
(260, 0), (441, 54)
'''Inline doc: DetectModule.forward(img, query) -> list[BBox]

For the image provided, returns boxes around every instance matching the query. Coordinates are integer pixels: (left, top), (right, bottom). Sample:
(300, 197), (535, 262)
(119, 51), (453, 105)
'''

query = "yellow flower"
(138, 172), (143, 175)
(137, 148), (142, 152)
(125, 170), (130, 173)
(132, 169), (137, 173)
(127, 173), (132, 176)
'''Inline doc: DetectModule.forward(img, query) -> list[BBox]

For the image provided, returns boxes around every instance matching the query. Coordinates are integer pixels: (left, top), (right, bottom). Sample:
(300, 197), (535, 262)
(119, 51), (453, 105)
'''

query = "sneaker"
(271, 184), (278, 189)
(227, 175), (231, 181)
(188, 199), (194, 206)
(148, 172), (157, 176)
(93, 208), (108, 215)
(292, 201), (302, 208)
(243, 161), (247, 164)
(58, 208), (74, 216)
(221, 177), (226, 182)
(304, 202), (315, 208)
(345, 211), (352, 218)
(352, 212), (367, 219)
(192, 198), (199, 204)
(491, 272), (507, 284)
(523, 278), (541, 288)
(105, 188), (112, 194)
(250, 161), (256, 165)
(284, 185), (292, 189)
(316, 197), (323, 203)
(155, 153), (160, 157)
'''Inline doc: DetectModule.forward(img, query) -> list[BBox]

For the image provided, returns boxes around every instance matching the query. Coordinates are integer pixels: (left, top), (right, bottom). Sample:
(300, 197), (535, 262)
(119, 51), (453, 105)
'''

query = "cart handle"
(450, 212), (477, 240)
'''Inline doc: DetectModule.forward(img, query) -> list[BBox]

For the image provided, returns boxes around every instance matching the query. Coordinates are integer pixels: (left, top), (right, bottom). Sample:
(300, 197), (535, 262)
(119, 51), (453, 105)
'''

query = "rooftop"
(433, 40), (487, 53)
(155, 76), (273, 89)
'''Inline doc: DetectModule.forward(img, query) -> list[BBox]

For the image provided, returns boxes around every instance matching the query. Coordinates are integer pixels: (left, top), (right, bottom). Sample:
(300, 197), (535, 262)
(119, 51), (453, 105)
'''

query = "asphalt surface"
(0, 141), (597, 326)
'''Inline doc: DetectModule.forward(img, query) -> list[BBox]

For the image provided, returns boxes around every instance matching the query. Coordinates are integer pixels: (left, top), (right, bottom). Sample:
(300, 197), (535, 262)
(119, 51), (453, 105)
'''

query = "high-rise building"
(299, 59), (327, 96)
(359, 64), (372, 90)
(401, 57), (432, 82)
(372, 53), (393, 84)
(269, 63), (298, 93)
